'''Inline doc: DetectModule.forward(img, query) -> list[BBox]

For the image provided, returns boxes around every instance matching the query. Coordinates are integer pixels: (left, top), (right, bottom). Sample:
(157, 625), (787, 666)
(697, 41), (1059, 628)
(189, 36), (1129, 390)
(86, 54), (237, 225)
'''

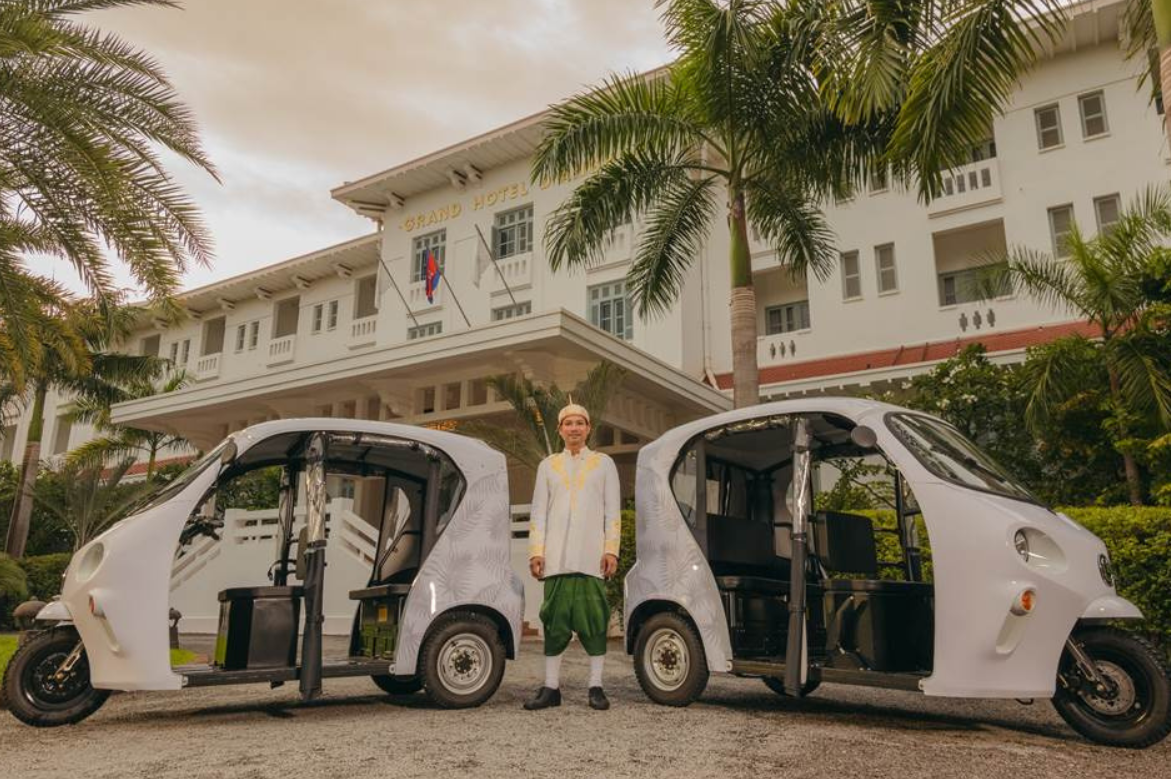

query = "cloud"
(61, 1), (671, 295)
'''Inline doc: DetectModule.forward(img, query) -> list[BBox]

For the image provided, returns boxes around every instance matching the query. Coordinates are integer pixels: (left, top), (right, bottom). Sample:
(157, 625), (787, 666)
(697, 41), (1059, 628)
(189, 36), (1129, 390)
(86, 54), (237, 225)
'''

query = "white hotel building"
(6, 0), (1167, 630)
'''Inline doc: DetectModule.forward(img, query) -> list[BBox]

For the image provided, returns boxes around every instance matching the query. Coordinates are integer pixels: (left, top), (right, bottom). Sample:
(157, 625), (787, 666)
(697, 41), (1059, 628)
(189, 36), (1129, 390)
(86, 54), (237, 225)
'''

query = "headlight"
(1013, 529), (1030, 561)
(1098, 554), (1115, 587)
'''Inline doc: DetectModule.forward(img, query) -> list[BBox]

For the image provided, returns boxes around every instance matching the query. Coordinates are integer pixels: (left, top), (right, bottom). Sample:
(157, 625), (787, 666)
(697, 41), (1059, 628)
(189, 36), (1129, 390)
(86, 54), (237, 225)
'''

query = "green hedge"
(1061, 507), (1171, 645)
(0, 554), (28, 629)
(19, 553), (72, 601)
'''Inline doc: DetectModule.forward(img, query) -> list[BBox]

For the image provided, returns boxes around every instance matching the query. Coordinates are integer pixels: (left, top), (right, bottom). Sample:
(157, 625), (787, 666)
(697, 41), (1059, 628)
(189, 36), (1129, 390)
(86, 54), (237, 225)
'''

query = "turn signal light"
(1010, 588), (1037, 616)
(88, 594), (105, 618)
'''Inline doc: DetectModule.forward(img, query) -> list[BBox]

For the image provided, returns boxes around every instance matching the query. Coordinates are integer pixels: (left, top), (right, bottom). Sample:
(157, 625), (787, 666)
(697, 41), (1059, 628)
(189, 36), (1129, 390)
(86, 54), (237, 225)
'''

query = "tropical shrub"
(0, 553), (28, 628)
(19, 552), (71, 600)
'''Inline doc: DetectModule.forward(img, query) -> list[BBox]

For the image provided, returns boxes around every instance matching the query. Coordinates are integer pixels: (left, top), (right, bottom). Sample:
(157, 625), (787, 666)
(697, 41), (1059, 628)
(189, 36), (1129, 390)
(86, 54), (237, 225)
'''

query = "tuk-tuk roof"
(638, 397), (911, 472)
(229, 418), (506, 480)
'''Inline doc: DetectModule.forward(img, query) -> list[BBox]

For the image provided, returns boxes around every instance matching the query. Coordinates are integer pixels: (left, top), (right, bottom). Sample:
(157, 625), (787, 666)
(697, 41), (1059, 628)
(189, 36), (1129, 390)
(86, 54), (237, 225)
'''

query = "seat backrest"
(707, 513), (777, 572)
(813, 511), (878, 576)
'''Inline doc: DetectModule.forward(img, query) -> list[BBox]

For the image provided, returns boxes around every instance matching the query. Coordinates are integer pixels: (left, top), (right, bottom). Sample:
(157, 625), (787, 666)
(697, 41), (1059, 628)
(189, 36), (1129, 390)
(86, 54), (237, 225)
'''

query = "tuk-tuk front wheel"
(2, 628), (110, 727)
(633, 612), (708, 706)
(1052, 627), (1171, 748)
(418, 612), (505, 709)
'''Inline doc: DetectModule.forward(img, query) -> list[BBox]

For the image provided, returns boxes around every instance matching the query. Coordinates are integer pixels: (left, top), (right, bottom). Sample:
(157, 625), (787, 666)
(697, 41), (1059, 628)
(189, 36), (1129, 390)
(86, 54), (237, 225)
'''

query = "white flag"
(472, 230), (493, 288)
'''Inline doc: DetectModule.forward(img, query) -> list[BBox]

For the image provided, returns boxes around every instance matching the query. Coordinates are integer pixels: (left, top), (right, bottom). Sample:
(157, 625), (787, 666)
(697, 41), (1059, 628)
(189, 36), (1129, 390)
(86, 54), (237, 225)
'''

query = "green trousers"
(540, 573), (609, 657)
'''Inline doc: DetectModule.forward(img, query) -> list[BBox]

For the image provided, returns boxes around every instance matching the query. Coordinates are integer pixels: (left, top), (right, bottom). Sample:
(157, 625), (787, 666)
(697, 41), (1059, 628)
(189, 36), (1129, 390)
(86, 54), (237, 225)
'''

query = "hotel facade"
(6, 0), (1167, 630)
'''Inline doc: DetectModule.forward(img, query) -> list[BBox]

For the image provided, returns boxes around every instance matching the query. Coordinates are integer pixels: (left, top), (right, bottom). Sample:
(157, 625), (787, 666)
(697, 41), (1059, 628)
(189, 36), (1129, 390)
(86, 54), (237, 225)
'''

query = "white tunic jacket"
(528, 446), (621, 579)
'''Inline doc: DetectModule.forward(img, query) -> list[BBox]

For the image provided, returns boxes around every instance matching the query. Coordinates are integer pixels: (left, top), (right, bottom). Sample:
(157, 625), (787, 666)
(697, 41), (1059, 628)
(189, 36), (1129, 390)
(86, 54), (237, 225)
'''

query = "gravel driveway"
(3, 636), (1169, 779)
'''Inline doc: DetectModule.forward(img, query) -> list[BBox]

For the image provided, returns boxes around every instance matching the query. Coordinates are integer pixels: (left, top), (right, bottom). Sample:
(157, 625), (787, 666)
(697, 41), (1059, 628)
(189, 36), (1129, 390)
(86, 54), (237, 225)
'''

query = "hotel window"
(249, 321), (260, 350)
(1034, 104), (1063, 150)
(354, 275), (378, 319)
(412, 230), (446, 282)
(169, 338), (191, 367)
(235, 324), (246, 351)
(492, 301), (532, 321)
(272, 297), (300, 338)
(1094, 194), (1121, 234)
(588, 280), (633, 341)
(875, 243), (898, 294)
(840, 251), (862, 300)
(493, 205), (533, 259)
(765, 301), (810, 335)
(1048, 204), (1075, 258)
(201, 317), (226, 356)
(311, 304), (324, 334)
(327, 300), (338, 331)
(51, 415), (73, 456)
(407, 322), (442, 340)
(939, 263), (1009, 306)
(140, 334), (160, 357)
(1078, 91), (1109, 138)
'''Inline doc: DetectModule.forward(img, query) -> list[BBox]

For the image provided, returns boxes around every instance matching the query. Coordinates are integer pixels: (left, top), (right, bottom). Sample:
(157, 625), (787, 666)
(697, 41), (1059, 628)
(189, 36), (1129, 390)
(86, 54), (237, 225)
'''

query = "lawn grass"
(0, 634), (197, 680)
(0, 635), (16, 679)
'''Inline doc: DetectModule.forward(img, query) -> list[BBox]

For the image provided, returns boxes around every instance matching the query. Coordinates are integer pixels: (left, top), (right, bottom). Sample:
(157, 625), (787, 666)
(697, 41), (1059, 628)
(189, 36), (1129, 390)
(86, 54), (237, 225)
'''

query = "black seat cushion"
(349, 583), (412, 600)
(218, 586), (303, 602)
(715, 575), (790, 595)
(824, 578), (932, 595)
(814, 512), (879, 576)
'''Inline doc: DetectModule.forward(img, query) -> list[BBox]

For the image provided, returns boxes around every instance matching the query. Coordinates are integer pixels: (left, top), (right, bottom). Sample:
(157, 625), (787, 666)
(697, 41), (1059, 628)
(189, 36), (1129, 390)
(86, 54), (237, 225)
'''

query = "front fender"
(35, 599), (73, 624)
(1082, 594), (1142, 621)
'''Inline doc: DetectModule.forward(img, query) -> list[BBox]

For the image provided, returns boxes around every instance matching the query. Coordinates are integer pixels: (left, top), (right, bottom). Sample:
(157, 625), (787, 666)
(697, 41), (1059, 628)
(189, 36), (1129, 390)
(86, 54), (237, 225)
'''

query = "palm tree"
(534, 0), (1065, 407)
(3, 299), (164, 557)
(995, 187), (1171, 505)
(66, 370), (191, 479)
(1122, 0), (1171, 137)
(33, 458), (152, 550)
(455, 361), (626, 474)
(0, 0), (215, 385)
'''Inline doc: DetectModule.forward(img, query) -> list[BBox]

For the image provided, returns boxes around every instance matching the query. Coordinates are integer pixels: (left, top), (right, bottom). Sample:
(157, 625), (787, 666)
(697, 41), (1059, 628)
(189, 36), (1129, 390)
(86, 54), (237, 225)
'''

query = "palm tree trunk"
(5, 382), (46, 558)
(1106, 365), (1144, 505)
(729, 189), (759, 408)
(1156, 0), (1171, 139)
(147, 441), (157, 479)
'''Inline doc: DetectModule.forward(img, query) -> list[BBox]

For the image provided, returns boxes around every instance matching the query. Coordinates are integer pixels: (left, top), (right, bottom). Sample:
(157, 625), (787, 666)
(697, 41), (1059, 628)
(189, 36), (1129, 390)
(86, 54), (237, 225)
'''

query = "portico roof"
(111, 310), (731, 450)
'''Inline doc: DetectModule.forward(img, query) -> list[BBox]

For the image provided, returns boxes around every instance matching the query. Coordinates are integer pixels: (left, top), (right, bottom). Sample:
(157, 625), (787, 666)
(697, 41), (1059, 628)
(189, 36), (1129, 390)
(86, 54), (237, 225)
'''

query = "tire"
(633, 612), (709, 706)
(2, 628), (110, 727)
(371, 674), (423, 695)
(1052, 627), (1171, 749)
(762, 676), (820, 698)
(418, 612), (506, 709)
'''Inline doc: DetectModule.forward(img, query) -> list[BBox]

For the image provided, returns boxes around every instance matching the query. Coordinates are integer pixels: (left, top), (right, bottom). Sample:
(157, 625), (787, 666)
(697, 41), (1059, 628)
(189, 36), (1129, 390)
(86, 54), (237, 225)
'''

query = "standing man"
(524, 401), (621, 711)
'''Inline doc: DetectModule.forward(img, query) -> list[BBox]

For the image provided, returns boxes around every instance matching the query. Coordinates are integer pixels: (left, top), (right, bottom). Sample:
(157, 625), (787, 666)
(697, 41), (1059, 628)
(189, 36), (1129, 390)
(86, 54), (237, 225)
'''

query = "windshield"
(886, 413), (1038, 504)
(127, 439), (233, 515)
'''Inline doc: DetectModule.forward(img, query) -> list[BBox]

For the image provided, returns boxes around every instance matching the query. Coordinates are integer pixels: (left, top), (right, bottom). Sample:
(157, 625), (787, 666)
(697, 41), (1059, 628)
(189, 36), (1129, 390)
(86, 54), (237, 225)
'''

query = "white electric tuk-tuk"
(3, 420), (523, 726)
(624, 399), (1170, 748)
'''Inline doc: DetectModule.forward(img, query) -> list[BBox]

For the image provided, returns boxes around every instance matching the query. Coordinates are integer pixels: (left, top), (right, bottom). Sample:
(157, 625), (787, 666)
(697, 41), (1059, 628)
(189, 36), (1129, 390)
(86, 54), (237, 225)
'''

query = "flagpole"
(475, 224), (518, 306)
(428, 249), (471, 329)
(379, 255), (420, 329)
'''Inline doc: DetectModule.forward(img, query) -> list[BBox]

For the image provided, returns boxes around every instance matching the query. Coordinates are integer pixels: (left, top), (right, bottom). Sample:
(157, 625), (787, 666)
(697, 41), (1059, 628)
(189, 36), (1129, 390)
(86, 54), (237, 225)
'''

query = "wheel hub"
(647, 629), (689, 691)
(1080, 661), (1139, 716)
(30, 651), (87, 706)
(438, 634), (491, 695)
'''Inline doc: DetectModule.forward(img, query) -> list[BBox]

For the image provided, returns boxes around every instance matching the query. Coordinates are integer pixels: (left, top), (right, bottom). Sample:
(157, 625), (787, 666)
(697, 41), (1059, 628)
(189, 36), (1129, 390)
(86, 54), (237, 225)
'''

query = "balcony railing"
(349, 316), (377, 348)
(489, 252), (533, 293)
(757, 328), (813, 366)
(928, 159), (1002, 216)
(268, 334), (296, 366)
(194, 353), (220, 381)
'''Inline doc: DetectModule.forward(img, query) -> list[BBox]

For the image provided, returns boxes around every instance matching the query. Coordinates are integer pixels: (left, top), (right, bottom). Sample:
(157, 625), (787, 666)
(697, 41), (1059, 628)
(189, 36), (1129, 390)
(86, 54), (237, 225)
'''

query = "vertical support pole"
(785, 418), (813, 696)
(299, 433), (328, 701)
(420, 455), (441, 562)
(274, 467), (295, 587)
(894, 471), (922, 582)
(694, 441), (708, 555)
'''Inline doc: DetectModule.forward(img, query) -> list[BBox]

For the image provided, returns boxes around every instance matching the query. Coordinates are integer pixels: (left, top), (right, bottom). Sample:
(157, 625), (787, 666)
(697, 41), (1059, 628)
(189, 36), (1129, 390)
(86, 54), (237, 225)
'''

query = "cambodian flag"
(425, 249), (441, 303)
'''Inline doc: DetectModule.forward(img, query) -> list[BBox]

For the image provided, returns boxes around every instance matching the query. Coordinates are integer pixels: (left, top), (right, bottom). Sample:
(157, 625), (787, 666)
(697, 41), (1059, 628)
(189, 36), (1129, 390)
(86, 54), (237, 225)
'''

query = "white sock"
(588, 654), (604, 688)
(545, 654), (563, 690)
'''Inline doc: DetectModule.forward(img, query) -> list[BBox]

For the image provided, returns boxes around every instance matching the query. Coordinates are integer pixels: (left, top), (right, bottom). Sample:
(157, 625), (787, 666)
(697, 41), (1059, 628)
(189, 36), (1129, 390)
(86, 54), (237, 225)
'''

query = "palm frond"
(744, 173), (837, 281)
(1018, 335), (1103, 430)
(1001, 246), (1093, 322)
(1107, 332), (1171, 429)
(627, 174), (718, 317)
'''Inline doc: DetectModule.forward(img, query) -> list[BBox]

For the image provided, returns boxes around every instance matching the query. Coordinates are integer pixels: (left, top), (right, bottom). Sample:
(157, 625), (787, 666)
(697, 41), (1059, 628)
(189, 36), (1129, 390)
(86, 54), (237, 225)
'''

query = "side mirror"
(850, 425), (878, 449)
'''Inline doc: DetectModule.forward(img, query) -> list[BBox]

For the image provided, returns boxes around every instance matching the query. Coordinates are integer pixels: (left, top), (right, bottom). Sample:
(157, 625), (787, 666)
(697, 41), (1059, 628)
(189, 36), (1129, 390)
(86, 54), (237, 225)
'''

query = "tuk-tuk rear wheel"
(418, 612), (505, 709)
(1052, 627), (1171, 748)
(633, 612), (708, 707)
(2, 628), (110, 728)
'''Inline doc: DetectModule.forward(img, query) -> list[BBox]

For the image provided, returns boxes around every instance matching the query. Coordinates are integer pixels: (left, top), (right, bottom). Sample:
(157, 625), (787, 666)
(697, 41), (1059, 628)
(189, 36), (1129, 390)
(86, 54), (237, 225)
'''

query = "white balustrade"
(194, 353), (220, 381)
(928, 159), (1002, 216)
(267, 334), (296, 365)
(349, 316), (377, 348)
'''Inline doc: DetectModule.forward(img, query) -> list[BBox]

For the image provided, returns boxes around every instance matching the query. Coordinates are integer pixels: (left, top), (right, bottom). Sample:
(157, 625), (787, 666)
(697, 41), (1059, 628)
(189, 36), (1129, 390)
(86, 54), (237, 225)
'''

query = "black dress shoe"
(523, 686), (562, 710)
(588, 686), (610, 710)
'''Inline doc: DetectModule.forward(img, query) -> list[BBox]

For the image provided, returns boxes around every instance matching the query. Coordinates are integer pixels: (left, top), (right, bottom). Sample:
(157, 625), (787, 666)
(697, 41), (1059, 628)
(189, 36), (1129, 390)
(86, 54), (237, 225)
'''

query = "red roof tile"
(715, 320), (1098, 390)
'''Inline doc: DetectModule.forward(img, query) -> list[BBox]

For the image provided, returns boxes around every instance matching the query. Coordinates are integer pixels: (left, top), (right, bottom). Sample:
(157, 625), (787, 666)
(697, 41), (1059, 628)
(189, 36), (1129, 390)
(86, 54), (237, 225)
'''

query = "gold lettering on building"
(400, 202), (462, 232)
(472, 181), (530, 211)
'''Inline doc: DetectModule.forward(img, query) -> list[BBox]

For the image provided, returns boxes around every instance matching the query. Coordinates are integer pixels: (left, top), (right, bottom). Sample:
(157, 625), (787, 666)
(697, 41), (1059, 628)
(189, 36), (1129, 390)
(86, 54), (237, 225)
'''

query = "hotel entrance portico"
(111, 308), (730, 502)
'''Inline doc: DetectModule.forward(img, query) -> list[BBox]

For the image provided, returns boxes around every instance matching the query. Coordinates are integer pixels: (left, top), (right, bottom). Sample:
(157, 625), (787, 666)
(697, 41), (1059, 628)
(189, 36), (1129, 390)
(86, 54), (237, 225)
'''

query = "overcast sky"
(66, 0), (672, 295)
